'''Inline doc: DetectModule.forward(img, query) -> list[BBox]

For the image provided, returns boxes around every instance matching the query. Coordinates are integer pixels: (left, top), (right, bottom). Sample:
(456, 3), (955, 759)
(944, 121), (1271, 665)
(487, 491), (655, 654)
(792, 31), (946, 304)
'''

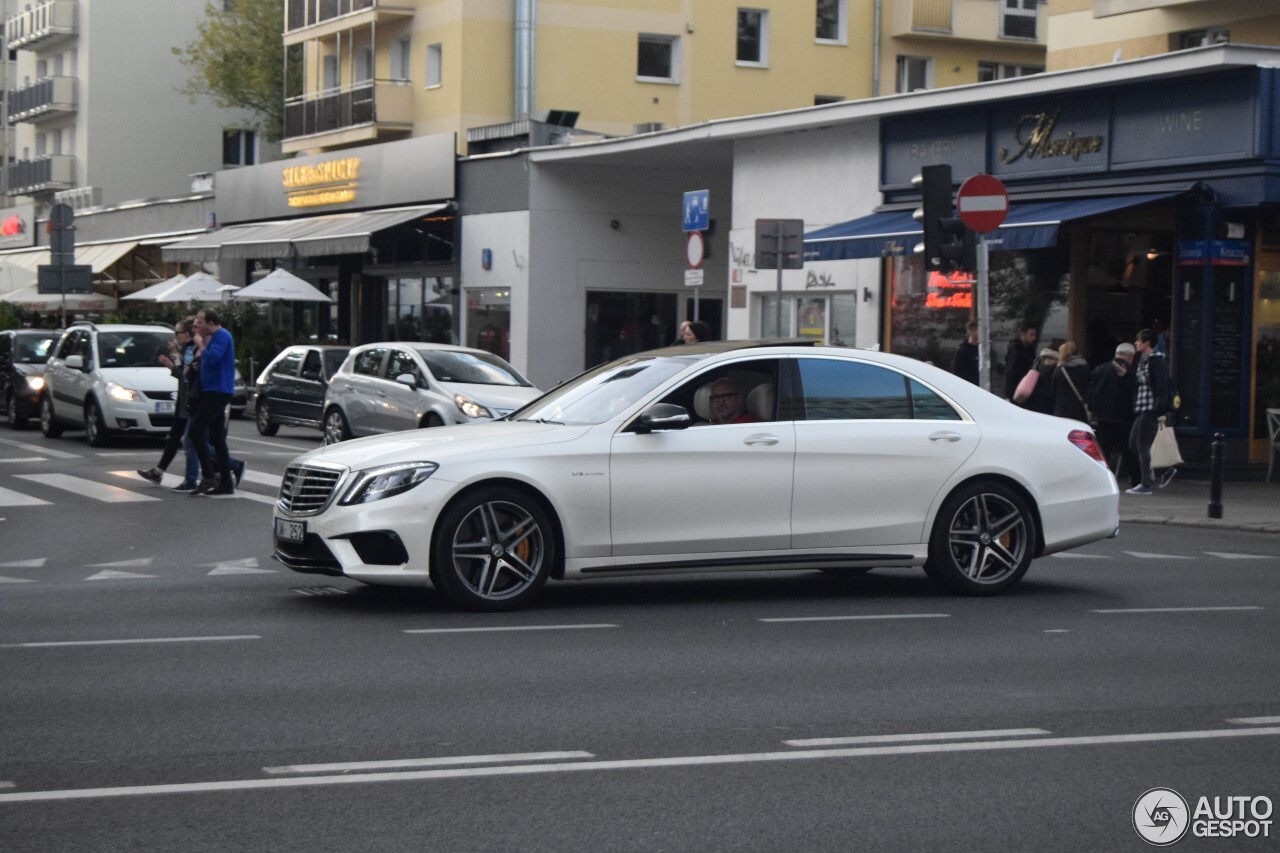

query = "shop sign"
(1177, 240), (1252, 267)
(925, 270), (973, 309)
(998, 108), (1104, 165)
(282, 157), (361, 208)
(0, 204), (36, 249)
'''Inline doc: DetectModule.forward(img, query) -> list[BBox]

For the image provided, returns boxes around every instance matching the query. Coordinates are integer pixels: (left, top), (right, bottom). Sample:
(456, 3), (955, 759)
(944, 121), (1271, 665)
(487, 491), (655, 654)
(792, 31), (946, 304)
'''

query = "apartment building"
(1046, 0), (1280, 70)
(280, 0), (1048, 156)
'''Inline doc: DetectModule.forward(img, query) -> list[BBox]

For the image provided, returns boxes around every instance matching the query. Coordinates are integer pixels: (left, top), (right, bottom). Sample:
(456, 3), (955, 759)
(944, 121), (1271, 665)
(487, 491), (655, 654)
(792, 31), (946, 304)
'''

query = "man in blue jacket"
(189, 308), (237, 495)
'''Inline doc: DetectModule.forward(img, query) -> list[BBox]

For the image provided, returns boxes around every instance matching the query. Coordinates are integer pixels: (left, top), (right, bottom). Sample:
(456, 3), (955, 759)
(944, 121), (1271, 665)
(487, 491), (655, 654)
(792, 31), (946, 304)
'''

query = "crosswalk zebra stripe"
(15, 473), (160, 502)
(0, 485), (52, 506)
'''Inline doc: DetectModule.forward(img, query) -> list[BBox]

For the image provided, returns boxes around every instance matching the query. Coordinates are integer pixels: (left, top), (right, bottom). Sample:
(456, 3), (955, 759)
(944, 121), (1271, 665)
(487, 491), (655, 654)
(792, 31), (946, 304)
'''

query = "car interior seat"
(747, 382), (776, 420)
(693, 382), (715, 421)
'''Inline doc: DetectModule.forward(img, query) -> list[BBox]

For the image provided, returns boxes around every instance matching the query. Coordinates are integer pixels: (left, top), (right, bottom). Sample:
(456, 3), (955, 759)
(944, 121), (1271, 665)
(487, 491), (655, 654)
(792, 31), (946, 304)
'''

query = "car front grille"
(278, 464), (344, 515)
(143, 390), (176, 401)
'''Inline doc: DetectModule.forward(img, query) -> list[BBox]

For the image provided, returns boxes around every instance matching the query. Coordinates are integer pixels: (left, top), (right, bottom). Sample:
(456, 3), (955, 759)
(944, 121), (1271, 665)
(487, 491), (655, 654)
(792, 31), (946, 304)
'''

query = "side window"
(73, 332), (91, 361)
(54, 332), (76, 359)
(300, 351), (322, 380)
(908, 379), (961, 421)
(385, 349), (423, 384)
(274, 352), (304, 378)
(797, 358), (913, 420)
(660, 359), (780, 425)
(353, 348), (386, 377)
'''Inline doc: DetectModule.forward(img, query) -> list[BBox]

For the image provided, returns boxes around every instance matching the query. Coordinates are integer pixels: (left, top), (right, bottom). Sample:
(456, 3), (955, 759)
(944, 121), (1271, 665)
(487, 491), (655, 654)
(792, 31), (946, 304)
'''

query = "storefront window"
(465, 287), (512, 361)
(585, 291), (677, 368)
(1254, 269), (1280, 442)
(388, 276), (454, 343)
(756, 293), (857, 344)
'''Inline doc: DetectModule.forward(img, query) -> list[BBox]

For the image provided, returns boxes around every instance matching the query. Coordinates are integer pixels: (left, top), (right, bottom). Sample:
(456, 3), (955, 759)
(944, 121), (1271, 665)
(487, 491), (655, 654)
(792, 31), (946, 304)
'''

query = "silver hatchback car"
(321, 342), (541, 443)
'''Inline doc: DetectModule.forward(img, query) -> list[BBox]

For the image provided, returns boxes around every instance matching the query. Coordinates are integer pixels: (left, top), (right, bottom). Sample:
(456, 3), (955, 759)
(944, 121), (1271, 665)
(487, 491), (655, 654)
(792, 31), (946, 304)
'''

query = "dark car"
(254, 345), (351, 435)
(231, 367), (248, 419)
(1, 328), (61, 429)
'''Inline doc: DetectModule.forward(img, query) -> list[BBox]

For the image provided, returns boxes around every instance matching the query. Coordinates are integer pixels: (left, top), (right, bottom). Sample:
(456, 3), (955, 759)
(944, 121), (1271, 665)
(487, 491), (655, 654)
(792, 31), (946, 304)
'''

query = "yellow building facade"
(282, 0), (1047, 156)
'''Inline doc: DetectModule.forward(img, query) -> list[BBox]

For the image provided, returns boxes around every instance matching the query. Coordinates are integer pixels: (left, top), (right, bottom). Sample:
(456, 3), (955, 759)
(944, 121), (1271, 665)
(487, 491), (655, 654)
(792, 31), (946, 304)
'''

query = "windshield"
(95, 332), (173, 368)
(14, 333), (59, 364)
(511, 355), (699, 425)
(417, 349), (531, 387)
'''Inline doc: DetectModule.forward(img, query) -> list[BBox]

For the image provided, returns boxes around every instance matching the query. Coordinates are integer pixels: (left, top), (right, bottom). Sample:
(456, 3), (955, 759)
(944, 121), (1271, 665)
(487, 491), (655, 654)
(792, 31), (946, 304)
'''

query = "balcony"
(284, 0), (414, 46)
(890, 0), (1044, 44)
(4, 0), (78, 51)
(7, 76), (77, 124)
(5, 155), (75, 196)
(281, 81), (413, 153)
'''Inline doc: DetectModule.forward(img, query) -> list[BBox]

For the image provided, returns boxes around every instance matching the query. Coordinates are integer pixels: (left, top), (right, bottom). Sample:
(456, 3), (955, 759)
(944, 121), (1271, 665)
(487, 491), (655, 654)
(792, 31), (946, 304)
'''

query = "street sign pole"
(774, 219), (783, 337)
(955, 174), (1009, 394)
(977, 235), (991, 393)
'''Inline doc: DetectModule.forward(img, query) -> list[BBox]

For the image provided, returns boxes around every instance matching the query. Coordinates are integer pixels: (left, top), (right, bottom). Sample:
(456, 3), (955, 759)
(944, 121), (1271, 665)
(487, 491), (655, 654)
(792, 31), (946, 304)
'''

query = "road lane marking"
(3, 725), (1279, 804)
(241, 471), (281, 487)
(264, 751), (596, 775)
(0, 782), (12, 789)
(1123, 551), (1193, 560)
(231, 436), (317, 450)
(2, 635), (261, 648)
(0, 486), (51, 507)
(15, 474), (159, 503)
(1048, 553), (1109, 559)
(0, 437), (81, 459)
(0, 457), (48, 463)
(1205, 552), (1274, 560)
(0, 559), (47, 568)
(1227, 717), (1280, 725)
(0, 576), (36, 583)
(404, 624), (619, 634)
(784, 728), (1051, 747)
(1091, 606), (1263, 614)
(760, 613), (949, 623)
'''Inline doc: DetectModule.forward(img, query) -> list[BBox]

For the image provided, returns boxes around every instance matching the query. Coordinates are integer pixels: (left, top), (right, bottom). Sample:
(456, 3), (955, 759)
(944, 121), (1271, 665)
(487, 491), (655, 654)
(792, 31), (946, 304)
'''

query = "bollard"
(1208, 431), (1225, 519)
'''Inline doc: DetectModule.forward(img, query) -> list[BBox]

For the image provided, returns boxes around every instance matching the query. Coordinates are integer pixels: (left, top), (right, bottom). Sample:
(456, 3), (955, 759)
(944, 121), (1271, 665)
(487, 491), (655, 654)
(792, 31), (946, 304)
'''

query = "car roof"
(352, 341), (493, 358)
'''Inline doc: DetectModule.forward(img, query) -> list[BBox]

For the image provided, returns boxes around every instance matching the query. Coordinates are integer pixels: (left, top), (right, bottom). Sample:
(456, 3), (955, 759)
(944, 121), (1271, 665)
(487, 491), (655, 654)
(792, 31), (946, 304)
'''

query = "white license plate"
(155, 401), (175, 414)
(275, 518), (306, 542)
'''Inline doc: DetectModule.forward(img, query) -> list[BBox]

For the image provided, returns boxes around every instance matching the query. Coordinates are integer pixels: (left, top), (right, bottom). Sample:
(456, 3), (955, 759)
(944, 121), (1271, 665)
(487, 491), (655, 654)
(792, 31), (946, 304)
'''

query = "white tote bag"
(1150, 418), (1183, 469)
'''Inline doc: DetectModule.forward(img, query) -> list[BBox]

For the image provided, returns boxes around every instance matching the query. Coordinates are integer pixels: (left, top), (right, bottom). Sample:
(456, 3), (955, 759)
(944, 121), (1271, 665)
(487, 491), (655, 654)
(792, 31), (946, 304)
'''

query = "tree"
(173, 0), (294, 143)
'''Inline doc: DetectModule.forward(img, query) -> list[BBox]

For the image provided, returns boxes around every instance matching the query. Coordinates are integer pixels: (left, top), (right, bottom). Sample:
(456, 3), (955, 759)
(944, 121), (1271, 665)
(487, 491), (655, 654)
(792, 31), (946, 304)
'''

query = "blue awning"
(803, 192), (1183, 262)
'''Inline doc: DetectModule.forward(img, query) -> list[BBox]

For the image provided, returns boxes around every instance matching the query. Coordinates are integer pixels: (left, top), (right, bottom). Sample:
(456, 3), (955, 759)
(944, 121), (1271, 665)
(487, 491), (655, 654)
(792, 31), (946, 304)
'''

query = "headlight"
(105, 381), (140, 403)
(24, 376), (45, 393)
(339, 462), (438, 505)
(454, 394), (493, 419)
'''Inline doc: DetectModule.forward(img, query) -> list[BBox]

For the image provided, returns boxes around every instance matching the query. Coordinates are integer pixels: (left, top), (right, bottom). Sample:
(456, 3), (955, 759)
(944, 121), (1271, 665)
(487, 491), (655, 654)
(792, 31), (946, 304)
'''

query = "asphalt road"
(1, 417), (1277, 852)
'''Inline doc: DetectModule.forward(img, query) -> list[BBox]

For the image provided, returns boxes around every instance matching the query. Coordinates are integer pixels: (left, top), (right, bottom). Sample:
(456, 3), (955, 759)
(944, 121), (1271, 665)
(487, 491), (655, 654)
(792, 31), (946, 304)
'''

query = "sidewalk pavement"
(1118, 473), (1280, 534)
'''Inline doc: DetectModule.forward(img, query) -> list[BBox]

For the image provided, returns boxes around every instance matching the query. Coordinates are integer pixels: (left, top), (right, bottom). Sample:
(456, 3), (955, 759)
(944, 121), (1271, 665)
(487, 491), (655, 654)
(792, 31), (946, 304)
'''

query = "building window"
(896, 56), (931, 92)
(391, 37), (411, 82)
(815, 0), (846, 43)
(322, 55), (339, 90)
(356, 46), (374, 83)
(1001, 0), (1038, 40)
(977, 61), (1044, 82)
(737, 8), (769, 65)
(1177, 28), (1229, 50)
(426, 43), (443, 88)
(637, 34), (678, 81)
(223, 129), (257, 168)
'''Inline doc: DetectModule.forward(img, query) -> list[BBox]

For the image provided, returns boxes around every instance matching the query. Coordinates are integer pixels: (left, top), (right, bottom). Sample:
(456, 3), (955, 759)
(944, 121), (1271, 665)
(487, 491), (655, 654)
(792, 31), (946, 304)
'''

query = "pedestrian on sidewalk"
(1126, 329), (1175, 495)
(952, 320), (980, 385)
(1050, 340), (1091, 421)
(1088, 342), (1138, 487)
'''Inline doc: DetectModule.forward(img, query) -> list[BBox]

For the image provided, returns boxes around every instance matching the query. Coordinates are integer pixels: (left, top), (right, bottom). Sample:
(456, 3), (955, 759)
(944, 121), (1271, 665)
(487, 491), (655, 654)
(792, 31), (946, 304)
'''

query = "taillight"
(1068, 429), (1107, 467)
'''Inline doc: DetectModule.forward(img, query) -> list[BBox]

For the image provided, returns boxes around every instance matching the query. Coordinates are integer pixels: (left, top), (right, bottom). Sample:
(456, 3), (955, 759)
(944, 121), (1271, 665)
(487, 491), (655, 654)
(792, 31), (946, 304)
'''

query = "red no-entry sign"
(956, 174), (1009, 233)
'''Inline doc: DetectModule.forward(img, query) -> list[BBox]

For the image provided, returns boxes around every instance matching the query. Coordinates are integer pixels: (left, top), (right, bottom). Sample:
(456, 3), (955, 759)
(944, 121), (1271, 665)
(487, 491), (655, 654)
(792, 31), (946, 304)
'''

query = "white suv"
(41, 322), (179, 446)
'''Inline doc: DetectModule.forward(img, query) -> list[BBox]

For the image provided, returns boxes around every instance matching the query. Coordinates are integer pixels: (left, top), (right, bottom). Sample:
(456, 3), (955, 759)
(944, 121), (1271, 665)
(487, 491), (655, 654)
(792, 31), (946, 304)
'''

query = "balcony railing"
(5, 155), (75, 196)
(7, 76), (77, 124)
(283, 80), (412, 141)
(4, 0), (77, 51)
(286, 0), (375, 32)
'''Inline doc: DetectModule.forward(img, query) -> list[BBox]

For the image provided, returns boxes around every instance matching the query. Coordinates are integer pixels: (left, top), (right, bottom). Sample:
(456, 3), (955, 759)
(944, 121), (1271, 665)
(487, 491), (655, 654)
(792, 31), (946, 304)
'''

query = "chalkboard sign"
(1210, 275), (1245, 429)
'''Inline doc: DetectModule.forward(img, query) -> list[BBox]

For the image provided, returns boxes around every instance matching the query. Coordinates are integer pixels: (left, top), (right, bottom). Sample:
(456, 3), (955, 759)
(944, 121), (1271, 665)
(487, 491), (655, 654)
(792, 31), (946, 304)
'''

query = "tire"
(323, 407), (351, 445)
(255, 399), (279, 436)
(431, 487), (556, 611)
(924, 481), (1035, 595)
(420, 413), (445, 429)
(85, 400), (111, 447)
(6, 391), (28, 430)
(40, 395), (63, 438)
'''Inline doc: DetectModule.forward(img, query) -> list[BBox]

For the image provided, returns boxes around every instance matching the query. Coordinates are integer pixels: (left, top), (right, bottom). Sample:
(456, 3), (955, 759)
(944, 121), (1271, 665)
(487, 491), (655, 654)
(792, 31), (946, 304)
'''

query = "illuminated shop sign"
(282, 157), (361, 208)
(925, 270), (973, 309)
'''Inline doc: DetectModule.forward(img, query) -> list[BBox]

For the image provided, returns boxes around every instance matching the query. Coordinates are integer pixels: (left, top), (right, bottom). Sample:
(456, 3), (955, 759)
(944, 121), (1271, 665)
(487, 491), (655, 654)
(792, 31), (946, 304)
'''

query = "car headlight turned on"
(454, 394), (493, 419)
(105, 381), (141, 403)
(340, 462), (439, 505)
(24, 376), (45, 393)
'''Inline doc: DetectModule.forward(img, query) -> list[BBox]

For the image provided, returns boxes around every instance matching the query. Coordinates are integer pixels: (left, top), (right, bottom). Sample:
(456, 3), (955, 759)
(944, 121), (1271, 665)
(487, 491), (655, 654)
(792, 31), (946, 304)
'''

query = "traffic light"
(754, 218), (805, 270)
(912, 165), (976, 273)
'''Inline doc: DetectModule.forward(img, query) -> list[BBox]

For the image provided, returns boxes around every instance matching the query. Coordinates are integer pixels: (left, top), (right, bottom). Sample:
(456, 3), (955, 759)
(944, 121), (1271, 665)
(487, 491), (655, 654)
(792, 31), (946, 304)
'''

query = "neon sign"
(925, 270), (973, 309)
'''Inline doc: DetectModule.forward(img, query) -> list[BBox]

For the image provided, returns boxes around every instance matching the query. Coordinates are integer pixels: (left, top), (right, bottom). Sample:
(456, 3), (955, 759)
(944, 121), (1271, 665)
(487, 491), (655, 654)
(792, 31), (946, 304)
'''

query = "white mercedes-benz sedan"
(272, 341), (1119, 611)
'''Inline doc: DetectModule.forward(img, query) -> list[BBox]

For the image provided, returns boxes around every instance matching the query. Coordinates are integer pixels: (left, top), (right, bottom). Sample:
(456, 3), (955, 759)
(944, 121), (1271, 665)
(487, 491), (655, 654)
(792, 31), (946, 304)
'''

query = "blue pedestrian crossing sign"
(683, 189), (709, 232)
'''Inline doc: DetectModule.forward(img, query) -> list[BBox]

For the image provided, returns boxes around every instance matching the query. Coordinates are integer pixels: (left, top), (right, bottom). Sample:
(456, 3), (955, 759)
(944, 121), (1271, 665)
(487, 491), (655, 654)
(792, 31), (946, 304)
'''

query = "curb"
(1119, 515), (1280, 534)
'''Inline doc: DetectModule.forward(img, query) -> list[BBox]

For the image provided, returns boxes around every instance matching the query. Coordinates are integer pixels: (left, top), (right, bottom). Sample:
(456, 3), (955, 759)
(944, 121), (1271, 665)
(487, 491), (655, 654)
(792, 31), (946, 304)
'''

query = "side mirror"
(395, 373), (417, 388)
(634, 403), (692, 434)
(65, 354), (84, 370)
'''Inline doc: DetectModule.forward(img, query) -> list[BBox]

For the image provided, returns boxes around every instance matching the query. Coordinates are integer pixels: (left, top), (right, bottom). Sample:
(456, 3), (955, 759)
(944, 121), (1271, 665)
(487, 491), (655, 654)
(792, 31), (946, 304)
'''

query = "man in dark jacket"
(1126, 329), (1174, 495)
(1088, 342), (1137, 487)
(952, 320), (980, 385)
(1003, 324), (1038, 399)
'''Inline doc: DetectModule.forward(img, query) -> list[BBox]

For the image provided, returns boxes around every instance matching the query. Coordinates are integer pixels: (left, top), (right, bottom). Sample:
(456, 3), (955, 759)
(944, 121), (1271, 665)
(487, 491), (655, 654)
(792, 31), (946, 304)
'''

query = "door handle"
(744, 434), (780, 446)
(929, 431), (962, 442)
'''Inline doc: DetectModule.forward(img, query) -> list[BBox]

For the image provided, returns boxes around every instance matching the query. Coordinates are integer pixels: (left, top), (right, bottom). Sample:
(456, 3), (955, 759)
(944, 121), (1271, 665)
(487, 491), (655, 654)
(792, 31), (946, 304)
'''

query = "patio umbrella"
(121, 273), (186, 302)
(0, 285), (118, 311)
(232, 268), (332, 303)
(122, 271), (236, 303)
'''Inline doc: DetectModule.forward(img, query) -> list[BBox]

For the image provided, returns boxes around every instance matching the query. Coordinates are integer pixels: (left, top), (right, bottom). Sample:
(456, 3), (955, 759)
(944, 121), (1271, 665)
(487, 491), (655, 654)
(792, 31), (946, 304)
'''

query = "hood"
(438, 381), (543, 414)
(100, 366), (179, 393)
(13, 363), (47, 377)
(296, 420), (590, 471)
